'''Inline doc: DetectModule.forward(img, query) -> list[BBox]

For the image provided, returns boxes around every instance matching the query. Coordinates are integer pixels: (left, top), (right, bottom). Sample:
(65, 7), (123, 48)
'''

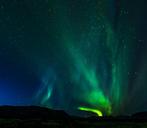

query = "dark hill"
(0, 106), (69, 120)
(132, 111), (147, 119)
(0, 106), (147, 127)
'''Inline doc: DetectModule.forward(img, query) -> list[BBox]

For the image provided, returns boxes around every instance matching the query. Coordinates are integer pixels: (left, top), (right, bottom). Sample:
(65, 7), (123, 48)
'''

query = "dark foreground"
(0, 106), (147, 128)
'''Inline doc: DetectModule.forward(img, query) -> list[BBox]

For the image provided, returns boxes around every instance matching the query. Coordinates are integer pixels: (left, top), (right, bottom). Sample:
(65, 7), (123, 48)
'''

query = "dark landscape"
(0, 106), (147, 128)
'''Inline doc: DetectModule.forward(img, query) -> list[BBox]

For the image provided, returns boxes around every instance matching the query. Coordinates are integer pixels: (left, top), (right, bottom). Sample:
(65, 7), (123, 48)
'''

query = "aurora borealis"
(0, 0), (147, 116)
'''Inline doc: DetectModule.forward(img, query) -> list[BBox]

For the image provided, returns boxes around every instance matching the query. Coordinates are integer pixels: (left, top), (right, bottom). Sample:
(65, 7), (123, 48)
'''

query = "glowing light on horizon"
(78, 107), (103, 117)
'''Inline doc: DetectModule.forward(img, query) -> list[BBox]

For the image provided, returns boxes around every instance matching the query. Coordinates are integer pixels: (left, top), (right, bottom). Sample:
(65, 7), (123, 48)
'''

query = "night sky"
(0, 0), (147, 116)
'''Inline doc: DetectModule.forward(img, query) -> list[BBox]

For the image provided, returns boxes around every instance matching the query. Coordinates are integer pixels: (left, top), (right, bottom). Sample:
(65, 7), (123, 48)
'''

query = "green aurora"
(32, 0), (146, 116)
(0, 0), (146, 117)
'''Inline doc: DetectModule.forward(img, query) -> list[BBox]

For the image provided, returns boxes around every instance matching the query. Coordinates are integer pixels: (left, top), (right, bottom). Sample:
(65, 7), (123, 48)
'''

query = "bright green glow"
(51, 2), (112, 115)
(88, 91), (110, 107)
(78, 107), (103, 117)
(36, 1), (137, 116)
(66, 43), (112, 114)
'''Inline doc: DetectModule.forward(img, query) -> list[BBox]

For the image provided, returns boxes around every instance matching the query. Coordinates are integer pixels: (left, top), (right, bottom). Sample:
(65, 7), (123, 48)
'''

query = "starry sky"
(0, 0), (147, 116)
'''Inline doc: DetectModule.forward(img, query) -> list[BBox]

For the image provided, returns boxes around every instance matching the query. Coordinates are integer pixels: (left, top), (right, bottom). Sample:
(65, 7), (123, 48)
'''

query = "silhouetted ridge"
(0, 106), (69, 120)
(132, 111), (147, 119)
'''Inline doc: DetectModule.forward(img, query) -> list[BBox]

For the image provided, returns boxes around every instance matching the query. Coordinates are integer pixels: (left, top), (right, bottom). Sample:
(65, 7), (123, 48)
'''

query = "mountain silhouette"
(0, 106), (69, 120)
(0, 106), (146, 127)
